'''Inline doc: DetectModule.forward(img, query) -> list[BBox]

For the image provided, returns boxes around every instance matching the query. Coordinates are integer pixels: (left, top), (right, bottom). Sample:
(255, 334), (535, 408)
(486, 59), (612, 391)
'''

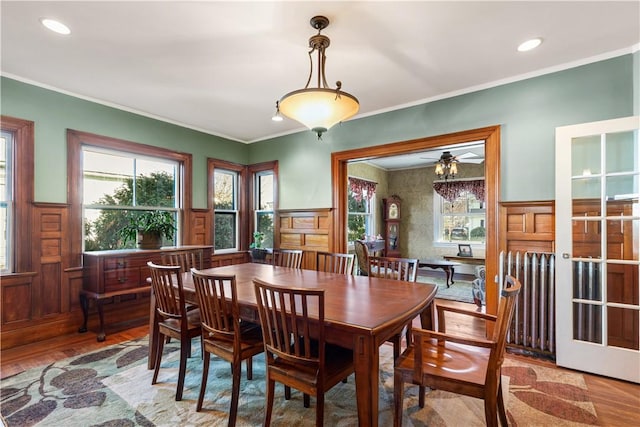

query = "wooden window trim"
(0, 116), (34, 273)
(208, 159), (247, 253)
(248, 161), (279, 249)
(67, 130), (192, 265)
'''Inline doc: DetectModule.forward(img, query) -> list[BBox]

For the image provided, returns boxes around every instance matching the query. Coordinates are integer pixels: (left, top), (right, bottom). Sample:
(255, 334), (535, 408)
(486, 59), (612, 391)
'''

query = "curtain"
(433, 179), (485, 202)
(348, 177), (377, 202)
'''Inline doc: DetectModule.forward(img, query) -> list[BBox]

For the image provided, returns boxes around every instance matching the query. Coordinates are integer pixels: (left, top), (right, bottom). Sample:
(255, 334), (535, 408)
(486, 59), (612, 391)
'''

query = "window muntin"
(0, 131), (12, 272)
(254, 170), (274, 248)
(213, 169), (239, 251)
(348, 182), (375, 243)
(434, 188), (486, 244)
(82, 147), (179, 251)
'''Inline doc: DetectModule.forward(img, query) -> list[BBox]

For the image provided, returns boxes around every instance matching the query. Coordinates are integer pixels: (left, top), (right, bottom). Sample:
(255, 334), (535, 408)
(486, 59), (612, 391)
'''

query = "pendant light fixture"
(276, 16), (359, 140)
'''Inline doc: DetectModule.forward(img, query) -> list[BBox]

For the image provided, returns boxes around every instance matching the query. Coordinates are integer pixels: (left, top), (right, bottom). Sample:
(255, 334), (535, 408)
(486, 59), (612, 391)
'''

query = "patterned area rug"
(1, 337), (598, 426)
(417, 275), (476, 304)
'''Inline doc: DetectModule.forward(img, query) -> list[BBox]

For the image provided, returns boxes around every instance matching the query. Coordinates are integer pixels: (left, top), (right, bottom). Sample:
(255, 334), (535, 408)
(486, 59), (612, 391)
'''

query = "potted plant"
(249, 231), (267, 261)
(119, 211), (176, 249)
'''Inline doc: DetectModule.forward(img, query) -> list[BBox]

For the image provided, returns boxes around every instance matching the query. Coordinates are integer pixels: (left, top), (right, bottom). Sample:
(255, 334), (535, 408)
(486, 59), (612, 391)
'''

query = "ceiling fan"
(420, 150), (484, 164)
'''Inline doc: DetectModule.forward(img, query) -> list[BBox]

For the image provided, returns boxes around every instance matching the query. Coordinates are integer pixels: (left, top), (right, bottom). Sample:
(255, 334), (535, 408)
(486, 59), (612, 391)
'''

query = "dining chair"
(353, 239), (370, 275)
(316, 251), (355, 275)
(191, 269), (264, 425)
(367, 256), (419, 282)
(367, 256), (420, 358)
(393, 275), (522, 427)
(271, 249), (303, 268)
(253, 278), (355, 426)
(161, 248), (203, 272)
(147, 261), (202, 401)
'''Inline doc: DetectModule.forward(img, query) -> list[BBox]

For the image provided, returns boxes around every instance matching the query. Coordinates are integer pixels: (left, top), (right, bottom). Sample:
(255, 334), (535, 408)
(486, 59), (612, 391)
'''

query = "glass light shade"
(279, 88), (359, 134)
(449, 162), (458, 175)
(435, 163), (444, 176)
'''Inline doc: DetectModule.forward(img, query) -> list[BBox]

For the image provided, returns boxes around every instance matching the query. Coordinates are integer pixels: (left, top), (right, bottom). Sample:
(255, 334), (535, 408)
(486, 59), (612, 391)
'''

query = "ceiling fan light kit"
(276, 15), (359, 140)
(435, 151), (459, 180)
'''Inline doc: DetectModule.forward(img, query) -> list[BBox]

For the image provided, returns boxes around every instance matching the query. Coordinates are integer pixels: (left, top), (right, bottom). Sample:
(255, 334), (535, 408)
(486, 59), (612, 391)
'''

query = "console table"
(443, 255), (485, 266)
(419, 259), (460, 287)
(80, 245), (212, 341)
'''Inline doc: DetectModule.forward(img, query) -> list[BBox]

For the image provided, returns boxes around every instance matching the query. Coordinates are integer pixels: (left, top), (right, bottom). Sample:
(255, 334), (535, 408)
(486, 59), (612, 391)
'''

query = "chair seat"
(269, 343), (354, 391)
(396, 339), (491, 393)
(203, 323), (264, 356)
(157, 308), (202, 336)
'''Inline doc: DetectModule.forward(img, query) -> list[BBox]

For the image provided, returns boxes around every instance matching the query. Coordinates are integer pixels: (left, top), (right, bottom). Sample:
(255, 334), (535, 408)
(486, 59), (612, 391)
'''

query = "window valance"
(348, 177), (377, 202)
(433, 179), (485, 202)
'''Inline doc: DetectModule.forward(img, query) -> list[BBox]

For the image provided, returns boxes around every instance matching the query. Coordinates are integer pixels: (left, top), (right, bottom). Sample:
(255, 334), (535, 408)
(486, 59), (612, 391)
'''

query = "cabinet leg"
(78, 293), (89, 333)
(96, 299), (106, 342)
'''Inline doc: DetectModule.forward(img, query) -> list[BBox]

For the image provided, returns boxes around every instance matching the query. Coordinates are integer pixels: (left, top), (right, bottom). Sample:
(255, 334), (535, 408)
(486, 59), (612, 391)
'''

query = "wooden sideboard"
(80, 245), (212, 341)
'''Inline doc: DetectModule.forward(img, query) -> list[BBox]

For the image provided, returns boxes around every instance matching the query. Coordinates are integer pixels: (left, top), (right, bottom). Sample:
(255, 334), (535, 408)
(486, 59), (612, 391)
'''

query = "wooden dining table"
(146, 262), (437, 427)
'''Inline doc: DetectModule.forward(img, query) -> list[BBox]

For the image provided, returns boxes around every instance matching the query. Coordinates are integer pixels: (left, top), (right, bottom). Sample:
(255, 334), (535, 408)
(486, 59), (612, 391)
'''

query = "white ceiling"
(1, 1), (639, 146)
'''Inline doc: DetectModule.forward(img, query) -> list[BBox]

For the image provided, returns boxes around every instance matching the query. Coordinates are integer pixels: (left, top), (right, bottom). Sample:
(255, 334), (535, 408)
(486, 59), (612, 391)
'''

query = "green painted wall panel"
(0, 77), (247, 207)
(250, 55), (635, 207)
(2, 54), (635, 210)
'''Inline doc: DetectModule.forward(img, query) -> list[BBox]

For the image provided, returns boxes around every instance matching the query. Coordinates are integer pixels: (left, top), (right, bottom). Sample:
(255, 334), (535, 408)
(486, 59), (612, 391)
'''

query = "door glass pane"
(573, 302), (602, 344)
(572, 177), (601, 216)
(573, 260), (602, 301)
(572, 219), (602, 258)
(607, 263), (639, 304)
(607, 307), (639, 350)
(606, 219), (638, 261)
(606, 175), (638, 202)
(606, 130), (637, 174)
(572, 135), (601, 176)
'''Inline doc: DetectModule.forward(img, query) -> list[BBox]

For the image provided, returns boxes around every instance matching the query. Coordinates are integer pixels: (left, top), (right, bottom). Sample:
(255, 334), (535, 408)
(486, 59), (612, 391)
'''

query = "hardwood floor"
(1, 302), (639, 426)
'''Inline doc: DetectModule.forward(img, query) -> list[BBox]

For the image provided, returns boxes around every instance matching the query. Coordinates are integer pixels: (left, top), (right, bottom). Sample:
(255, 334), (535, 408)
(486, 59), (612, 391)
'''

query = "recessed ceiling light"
(40, 18), (71, 35)
(517, 38), (542, 52)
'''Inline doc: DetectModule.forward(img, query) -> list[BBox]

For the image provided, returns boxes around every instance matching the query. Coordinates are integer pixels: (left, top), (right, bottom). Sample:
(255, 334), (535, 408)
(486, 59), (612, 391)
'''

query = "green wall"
(1, 53), (637, 209)
(0, 77), (247, 208)
(250, 54), (637, 207)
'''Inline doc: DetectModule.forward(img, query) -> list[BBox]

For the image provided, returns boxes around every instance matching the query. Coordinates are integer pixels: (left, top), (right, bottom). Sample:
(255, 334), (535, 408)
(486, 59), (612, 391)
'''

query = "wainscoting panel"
(276, 208), (333, 270)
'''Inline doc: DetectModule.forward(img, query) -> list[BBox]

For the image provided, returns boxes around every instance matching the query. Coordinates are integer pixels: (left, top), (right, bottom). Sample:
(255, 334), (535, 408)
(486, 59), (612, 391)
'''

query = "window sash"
(1, 131), (13, 273)
(81, 146), (181, 251)
(213, 168), (239, 252)
(434, 187), (486, 244)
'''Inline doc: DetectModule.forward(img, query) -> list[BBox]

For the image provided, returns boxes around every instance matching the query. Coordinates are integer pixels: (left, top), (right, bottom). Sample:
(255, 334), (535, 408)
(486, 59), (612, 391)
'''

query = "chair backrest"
(491, 275), (522, 366)
(353, 240), (370, 275)
(147, 261), (187, 321)
(161, 249), (203, 273)
(253, 278), (325, 368)
(316, 251), (355, 275)
(271, 249), (303, 268)
(368, 256), (419, 282)
(191, 269), (239, 346)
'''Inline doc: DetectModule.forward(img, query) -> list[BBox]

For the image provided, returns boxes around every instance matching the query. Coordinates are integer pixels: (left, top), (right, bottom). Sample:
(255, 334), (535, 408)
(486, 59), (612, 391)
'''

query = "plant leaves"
(502, 365), (538, 386)
(70, 347), (123, 365)
(533, 380), (591, 402)
(63, 391), (107, 409)
(50, 368), (104, 395)
(1, 394), (32, 416)
(5, 399), (57, 427)
(115, 346), (148, 369)
(513, 390), (598, 424)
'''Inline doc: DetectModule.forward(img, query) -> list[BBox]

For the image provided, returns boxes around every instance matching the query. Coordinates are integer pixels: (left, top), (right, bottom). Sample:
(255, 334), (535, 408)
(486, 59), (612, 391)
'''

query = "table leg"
(96, 299), (106, 342)
(353, 334), (379, 427)
(78, 292), (89, 333)
(147, 289), (159, 370)
(450, 266), (455, 286)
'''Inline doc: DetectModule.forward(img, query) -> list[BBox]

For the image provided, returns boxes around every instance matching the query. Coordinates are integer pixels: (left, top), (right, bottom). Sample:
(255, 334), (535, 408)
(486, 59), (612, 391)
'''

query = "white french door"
(555, 116), (640, 383)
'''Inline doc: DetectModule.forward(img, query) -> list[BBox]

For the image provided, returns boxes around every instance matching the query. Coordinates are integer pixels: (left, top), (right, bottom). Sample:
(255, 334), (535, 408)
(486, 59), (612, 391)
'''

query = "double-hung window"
(213, 168), (240, 252)
(433, 179), (486, 244)
(82, 147), (179, 251)
(69, 130), (191, 258)
(0, 131), (13, 272)
(347, 177), (376, 243)
(253, 169), (275, 248)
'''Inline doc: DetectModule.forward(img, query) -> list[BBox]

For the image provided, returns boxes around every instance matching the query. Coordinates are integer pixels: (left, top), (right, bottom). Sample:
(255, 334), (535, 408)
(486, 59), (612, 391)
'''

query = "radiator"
(499, 251), (556, 359)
